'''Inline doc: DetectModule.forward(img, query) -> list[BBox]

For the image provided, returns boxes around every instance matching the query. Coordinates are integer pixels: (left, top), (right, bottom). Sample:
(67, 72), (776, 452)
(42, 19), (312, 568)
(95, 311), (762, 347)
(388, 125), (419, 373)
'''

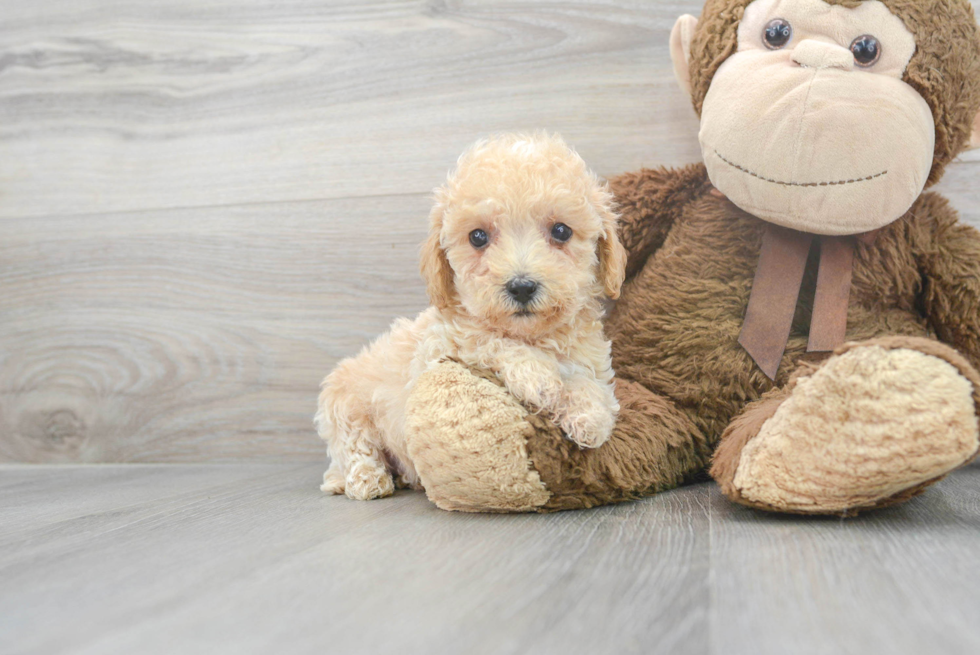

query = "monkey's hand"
(916, 197), (980, 371)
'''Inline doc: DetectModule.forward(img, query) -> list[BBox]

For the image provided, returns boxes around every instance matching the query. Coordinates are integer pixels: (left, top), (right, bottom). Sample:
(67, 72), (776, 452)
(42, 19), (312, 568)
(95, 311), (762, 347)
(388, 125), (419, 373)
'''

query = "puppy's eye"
(550, 223), (573, 243)
(469, 229), (489, 249)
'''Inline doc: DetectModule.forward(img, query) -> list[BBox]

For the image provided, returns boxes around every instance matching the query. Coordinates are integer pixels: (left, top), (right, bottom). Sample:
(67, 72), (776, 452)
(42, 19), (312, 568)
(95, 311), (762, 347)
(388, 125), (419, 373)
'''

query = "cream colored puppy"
(315, 133), (627, 500)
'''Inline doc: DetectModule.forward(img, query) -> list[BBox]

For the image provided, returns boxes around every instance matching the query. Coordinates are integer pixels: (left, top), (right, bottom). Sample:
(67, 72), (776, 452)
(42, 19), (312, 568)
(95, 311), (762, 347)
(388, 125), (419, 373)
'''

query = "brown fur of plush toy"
(608, 167), (980, 433)
(607, 165), (980, 513)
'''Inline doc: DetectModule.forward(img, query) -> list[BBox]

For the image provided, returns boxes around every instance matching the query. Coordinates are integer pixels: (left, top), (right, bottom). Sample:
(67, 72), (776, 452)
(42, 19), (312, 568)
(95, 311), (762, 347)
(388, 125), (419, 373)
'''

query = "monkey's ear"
(419, 203), (457, 310)
(970, 109), (980, 149)
(670, 15), (698, 97)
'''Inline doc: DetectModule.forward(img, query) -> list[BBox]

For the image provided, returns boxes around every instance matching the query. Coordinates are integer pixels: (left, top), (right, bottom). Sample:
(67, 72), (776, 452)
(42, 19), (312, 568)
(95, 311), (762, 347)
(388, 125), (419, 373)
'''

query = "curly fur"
(315, 132), (627, 500)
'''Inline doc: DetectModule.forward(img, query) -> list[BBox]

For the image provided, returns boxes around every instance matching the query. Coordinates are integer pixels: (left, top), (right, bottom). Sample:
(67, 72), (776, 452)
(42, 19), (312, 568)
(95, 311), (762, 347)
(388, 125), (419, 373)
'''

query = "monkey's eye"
(550, 223), (573, 243)
(469, 229), (489, 248)
(850, 35), (881, 67)
(763, 18), (792, 49)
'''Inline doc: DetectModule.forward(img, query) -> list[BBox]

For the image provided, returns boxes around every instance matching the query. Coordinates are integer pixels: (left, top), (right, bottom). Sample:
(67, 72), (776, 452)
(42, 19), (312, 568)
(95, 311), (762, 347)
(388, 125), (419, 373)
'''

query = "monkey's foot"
(712, 337), (980, 514)
(405, 360), (552, 512)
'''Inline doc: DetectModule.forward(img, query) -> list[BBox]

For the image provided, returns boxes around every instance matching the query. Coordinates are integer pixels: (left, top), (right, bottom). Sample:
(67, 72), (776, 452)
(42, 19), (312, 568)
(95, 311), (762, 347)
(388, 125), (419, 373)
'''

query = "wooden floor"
(3, 463), (980, 655)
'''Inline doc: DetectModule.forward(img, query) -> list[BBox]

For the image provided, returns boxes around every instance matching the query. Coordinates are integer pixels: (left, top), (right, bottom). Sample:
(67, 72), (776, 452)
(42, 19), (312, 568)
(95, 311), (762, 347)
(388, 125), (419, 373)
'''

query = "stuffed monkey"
(403, 0), (980, 514)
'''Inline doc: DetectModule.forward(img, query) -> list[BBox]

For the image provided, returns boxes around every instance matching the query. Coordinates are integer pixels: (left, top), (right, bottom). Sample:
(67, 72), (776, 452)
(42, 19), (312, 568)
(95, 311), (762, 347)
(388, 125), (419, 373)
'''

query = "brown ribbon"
(807, 236), (854, 353)
(739, 224), (858, 380)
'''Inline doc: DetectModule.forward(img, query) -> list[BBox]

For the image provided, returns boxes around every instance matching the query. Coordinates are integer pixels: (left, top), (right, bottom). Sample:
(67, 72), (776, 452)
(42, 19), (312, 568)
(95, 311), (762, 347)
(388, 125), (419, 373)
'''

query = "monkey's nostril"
(506, 277), (539, 305)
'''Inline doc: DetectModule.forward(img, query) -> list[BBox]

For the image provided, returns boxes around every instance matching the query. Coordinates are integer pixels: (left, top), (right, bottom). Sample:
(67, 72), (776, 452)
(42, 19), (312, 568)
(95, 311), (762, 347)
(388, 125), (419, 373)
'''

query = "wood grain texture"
(0, 463), (712, 655)
(3, 463), (980, 654)
(1, 0), (978, 462)
(709, 464), (980, 655)
(0, 0), (703, 219)
(0, 195), (431, 462)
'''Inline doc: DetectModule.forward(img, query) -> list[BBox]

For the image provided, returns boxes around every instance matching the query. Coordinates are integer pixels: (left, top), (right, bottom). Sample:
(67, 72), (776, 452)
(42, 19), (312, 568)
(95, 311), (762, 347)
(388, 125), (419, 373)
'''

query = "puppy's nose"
(506, 277), (538, 305)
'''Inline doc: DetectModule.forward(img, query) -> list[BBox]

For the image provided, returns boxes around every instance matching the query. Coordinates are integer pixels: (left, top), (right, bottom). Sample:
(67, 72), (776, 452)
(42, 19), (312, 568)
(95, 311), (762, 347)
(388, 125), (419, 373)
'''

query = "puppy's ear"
(419, 200), (457, 309)
(594, 185), (627, 299)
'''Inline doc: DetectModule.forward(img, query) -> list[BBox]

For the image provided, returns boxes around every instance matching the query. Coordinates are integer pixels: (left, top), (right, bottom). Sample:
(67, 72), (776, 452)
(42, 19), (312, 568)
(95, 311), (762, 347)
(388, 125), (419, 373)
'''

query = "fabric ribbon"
(738, 223), (864, 380)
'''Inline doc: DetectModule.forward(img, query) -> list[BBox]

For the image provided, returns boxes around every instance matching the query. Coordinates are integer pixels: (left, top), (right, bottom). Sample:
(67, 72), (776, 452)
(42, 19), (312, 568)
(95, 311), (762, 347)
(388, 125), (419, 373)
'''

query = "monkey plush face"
(671, 0), (980, 236)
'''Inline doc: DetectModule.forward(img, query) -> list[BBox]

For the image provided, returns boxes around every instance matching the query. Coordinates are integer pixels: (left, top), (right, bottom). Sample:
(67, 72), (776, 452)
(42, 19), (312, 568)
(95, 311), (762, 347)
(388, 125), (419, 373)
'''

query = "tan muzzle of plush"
(675, 0), (940, 236)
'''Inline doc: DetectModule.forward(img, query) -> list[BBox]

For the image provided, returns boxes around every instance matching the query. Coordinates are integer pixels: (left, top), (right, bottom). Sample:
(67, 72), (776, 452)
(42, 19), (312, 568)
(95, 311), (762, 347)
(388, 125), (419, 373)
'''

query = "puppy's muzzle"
(506, 277), (539, 306)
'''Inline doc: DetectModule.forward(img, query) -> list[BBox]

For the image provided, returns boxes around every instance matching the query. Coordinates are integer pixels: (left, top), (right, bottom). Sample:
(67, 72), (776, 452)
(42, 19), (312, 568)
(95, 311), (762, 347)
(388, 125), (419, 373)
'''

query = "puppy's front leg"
(553, 365), (619, 449)
(482, 341), (564, 413)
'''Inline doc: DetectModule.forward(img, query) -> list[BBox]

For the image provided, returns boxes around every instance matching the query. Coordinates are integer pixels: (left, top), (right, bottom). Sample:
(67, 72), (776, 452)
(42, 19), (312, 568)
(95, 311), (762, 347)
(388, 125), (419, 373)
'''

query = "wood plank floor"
(3, 463), (980, 655)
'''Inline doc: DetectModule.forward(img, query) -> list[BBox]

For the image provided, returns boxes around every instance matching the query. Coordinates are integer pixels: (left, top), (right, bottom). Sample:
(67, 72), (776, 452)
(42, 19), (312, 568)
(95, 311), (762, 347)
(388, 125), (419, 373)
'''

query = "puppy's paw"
(554, 379), (618, 449)
(556, 403), (616, 449)
(345, 461), (395, 500)
(500, 359), (563, 410)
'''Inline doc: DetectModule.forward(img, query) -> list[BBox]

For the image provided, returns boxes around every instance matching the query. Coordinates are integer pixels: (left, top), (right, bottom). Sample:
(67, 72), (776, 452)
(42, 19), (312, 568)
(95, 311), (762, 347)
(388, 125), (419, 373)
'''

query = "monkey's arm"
(609, 163), (710, 281)
(913, 193), (980, 370)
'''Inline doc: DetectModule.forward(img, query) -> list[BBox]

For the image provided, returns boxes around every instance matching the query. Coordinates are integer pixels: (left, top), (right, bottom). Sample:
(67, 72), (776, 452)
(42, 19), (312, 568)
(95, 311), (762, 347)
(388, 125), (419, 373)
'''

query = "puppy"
(315, 132), (627, 500)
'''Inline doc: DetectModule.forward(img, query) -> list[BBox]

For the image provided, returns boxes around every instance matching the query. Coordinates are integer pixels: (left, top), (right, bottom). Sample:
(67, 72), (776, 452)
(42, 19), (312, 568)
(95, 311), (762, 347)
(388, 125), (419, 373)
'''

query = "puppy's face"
(421, 134), (626, 339)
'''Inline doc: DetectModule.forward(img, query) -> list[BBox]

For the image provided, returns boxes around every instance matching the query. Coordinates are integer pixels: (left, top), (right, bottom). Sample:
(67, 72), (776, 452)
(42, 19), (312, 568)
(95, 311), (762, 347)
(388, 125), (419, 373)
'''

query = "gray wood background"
(2, 0), (979, 463)
(3, 462), (980, 655)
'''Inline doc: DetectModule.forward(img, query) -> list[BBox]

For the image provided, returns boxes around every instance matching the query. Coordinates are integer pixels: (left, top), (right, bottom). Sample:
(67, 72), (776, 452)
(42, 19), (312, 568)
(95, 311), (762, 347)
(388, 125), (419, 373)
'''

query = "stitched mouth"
(714, 150), (887, 188)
